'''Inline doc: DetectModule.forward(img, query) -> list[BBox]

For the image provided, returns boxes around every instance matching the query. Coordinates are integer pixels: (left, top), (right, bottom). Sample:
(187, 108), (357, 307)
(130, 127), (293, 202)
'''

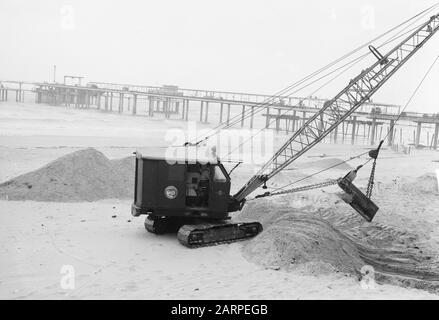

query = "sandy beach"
(1, 102), (438, 299)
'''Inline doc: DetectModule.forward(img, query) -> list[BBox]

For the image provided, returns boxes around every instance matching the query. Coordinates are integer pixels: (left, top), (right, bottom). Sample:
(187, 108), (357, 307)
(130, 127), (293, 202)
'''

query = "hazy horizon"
(1, 0), (438, 112)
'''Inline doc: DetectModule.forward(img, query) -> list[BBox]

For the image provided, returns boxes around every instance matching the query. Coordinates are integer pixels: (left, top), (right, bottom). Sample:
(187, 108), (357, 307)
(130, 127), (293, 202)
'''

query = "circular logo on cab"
(164, 186), (178, 199)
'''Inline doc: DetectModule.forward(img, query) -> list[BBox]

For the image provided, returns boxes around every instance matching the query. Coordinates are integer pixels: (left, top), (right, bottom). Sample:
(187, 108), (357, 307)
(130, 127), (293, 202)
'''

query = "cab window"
(213, 166), (227, 182)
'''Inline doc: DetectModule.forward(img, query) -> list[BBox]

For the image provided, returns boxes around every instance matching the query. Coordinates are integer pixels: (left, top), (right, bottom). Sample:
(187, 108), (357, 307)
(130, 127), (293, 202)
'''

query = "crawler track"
(177, 222), (263, 248)
(144, 216), (263, 248)
(144, 216), (183, 234)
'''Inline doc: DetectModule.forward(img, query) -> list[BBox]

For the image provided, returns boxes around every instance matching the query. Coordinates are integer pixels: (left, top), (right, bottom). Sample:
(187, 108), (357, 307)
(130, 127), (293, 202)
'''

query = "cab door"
(208, 164), (230, 215)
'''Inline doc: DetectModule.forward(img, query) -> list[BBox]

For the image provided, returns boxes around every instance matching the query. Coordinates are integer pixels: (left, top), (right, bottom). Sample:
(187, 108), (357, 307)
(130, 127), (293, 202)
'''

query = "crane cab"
(131, 152), (232, 220)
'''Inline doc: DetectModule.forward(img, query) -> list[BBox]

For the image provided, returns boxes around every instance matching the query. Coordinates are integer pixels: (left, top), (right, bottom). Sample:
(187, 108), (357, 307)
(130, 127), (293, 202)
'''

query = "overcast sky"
(1, 0), (438, 112)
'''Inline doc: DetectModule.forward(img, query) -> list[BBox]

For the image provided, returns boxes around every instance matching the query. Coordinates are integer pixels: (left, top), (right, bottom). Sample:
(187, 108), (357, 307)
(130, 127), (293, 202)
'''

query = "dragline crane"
(233, 13), (439, 202)
(131, 11), (439, 247)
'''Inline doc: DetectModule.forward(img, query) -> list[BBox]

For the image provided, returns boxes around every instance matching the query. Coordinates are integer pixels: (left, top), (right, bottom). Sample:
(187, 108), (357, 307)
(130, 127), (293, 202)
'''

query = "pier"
(1, 79), (438, 149)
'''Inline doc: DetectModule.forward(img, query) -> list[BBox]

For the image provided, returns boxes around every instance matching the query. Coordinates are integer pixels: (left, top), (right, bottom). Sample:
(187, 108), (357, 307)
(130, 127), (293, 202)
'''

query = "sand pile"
(239, 191), (439, 292)
(111, 155), (135, 194)
(0, 148), (135, 201)
(239, 197), (363, 275)
(399, 173), (439, 194)
(243, 215), (364, 275)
